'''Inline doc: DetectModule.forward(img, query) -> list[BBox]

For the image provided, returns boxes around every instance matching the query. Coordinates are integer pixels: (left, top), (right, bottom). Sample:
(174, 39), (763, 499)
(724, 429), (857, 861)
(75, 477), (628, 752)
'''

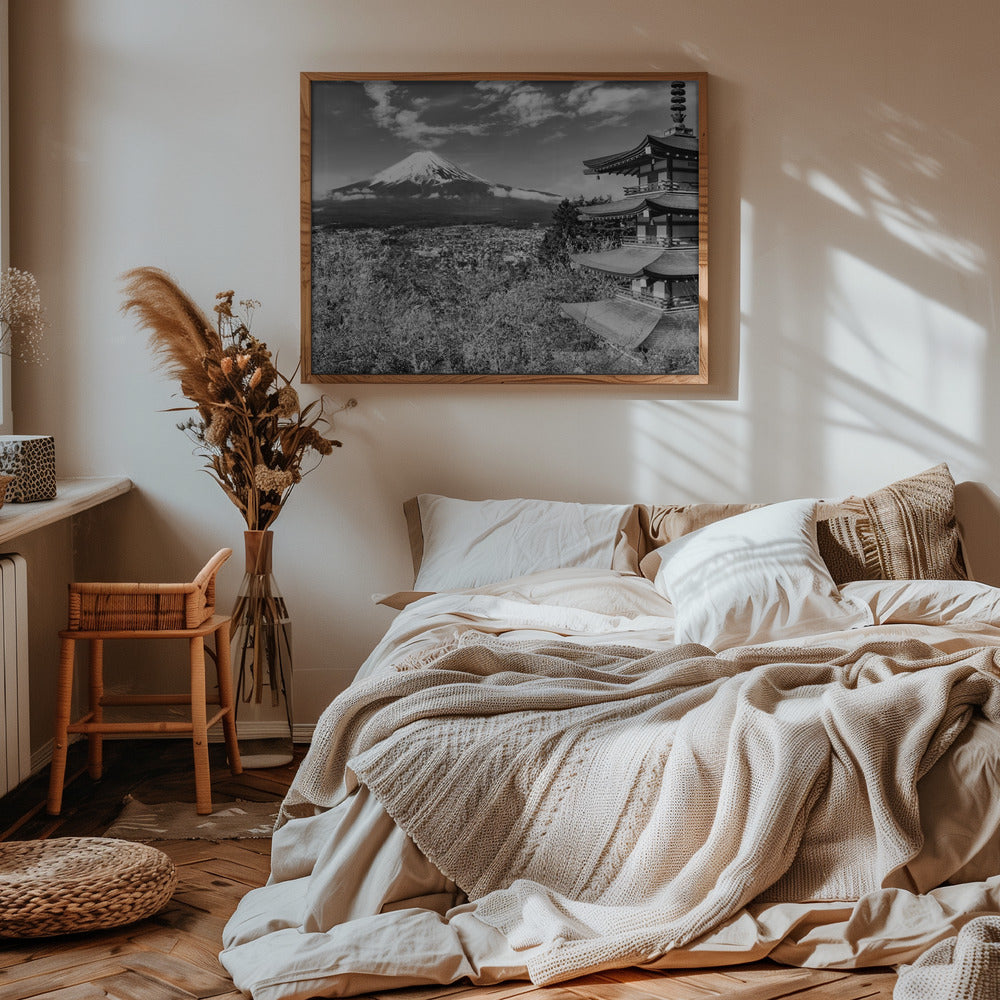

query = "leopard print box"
(0, 435), (56, 502)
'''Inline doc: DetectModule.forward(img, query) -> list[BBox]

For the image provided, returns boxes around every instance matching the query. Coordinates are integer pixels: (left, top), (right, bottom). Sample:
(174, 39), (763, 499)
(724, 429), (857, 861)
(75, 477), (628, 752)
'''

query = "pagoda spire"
(666, 81), (694, 137)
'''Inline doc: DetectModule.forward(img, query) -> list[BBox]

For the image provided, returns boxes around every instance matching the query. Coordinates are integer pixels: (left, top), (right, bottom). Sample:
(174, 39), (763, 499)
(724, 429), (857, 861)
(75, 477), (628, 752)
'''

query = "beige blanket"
(281, 635), (1000, 986)
(895, 915), (1000, 999)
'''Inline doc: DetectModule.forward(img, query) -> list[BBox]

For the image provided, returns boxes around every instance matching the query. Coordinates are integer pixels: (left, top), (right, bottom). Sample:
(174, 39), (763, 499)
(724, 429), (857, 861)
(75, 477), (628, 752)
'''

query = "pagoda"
(561, 81), (700, 356)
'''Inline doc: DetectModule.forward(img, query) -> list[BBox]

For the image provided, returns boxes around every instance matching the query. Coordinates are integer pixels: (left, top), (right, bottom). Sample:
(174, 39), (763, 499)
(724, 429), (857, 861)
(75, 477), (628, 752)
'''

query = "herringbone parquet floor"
(0, 742), (896, 1000)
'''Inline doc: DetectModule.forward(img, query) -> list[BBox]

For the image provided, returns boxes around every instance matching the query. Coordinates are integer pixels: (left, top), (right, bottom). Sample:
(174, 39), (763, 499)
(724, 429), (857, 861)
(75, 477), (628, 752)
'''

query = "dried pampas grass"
(122, 267), (354, 531)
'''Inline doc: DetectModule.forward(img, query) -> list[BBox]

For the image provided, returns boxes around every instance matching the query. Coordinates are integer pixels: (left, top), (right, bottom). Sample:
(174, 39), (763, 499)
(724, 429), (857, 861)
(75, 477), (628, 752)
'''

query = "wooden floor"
(0, 741), (896, 1000)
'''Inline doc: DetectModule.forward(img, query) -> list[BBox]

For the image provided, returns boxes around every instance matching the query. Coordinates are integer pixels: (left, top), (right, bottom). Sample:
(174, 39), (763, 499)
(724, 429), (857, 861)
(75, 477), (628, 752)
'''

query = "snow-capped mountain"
(315, 150), (564, 227)
(366, 150), (490, 189)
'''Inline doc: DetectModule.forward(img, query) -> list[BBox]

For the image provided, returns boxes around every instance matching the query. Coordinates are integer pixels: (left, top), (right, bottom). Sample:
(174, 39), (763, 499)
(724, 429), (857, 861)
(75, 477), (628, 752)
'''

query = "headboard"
(955, 481), (1000, 588)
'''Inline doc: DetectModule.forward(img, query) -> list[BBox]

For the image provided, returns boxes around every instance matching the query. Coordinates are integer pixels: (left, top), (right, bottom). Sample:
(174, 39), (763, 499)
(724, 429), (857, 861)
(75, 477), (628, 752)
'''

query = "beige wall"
(8, 0), (1000, 730)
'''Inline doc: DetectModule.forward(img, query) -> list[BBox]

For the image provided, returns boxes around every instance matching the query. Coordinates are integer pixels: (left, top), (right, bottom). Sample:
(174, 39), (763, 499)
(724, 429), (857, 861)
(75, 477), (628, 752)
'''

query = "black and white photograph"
(301, 73), (707, 383)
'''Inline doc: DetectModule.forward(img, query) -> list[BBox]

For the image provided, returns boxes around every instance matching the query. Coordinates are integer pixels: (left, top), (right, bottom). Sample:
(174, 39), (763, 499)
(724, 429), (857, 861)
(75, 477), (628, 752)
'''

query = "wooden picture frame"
(301, 72), (708, 384)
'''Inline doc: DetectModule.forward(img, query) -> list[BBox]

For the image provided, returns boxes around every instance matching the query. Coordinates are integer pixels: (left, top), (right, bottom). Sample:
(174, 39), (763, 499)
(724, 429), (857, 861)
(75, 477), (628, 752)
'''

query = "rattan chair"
(47, 549), (242, 816)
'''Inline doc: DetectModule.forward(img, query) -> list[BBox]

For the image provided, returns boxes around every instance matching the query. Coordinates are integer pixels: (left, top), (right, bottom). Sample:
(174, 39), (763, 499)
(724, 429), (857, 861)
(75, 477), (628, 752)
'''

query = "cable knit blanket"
(280, 636), (1000, 986)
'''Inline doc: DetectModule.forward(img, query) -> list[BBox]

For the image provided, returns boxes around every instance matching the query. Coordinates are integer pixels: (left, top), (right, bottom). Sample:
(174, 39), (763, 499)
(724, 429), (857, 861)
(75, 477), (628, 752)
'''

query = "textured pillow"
(816, 464), (967, 584)
(404, 495), (640, 591)
(653, 498), (872, 650)
(637, 503), (759, 578)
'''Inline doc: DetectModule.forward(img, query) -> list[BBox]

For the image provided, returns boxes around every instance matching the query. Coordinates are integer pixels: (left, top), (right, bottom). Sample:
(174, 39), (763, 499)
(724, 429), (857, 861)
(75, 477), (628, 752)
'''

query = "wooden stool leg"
(189, 635), (212, 815)
(47, 638), (77, 815)
(214, 620), (242, 776)
(88, 639), (104, 780)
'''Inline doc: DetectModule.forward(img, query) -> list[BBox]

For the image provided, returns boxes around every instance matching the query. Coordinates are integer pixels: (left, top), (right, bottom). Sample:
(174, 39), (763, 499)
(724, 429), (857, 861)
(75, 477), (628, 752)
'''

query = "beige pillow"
(638, 503), (759, 578)
(816, 464), (967, 584)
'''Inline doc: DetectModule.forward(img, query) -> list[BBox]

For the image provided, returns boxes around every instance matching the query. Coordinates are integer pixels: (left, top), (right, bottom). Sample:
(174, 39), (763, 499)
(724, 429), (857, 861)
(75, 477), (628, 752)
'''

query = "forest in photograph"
(310, 209), (698, 377)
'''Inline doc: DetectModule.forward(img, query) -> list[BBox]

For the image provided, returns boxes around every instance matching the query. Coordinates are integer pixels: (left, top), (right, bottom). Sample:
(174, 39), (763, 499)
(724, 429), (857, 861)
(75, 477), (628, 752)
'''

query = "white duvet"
(221, 569), (1000, 1000)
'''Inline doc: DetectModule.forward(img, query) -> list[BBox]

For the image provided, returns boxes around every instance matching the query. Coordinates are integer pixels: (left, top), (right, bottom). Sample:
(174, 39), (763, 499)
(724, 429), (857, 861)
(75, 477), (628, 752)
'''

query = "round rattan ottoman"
(0, 837), (178, 938)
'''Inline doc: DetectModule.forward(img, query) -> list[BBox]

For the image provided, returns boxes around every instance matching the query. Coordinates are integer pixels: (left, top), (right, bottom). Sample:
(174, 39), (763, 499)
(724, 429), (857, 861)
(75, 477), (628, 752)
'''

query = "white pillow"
(653, 498), (872, 650)
(411, 495), (635, 591)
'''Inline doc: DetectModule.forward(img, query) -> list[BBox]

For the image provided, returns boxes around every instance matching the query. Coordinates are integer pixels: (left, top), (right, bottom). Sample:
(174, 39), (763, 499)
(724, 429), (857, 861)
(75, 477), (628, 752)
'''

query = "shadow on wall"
(73, 488), (211, 587)
(627, 91), (996, 506)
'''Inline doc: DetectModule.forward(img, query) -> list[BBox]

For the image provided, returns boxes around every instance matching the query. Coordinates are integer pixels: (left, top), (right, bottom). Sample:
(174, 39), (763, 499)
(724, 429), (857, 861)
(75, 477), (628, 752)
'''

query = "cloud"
(363, 81), (486, 148)
(565, 82), (666, 126)
(505, 87), (561, 127)
(474, 80), (518, 97)
(364, 81), (398, 129)
(360, 79), (683, 147)
(489, 185), (561, 202)
(474, 80), (674, 131)
(472, 81), (563, 128)
(540, 128), (569, 144)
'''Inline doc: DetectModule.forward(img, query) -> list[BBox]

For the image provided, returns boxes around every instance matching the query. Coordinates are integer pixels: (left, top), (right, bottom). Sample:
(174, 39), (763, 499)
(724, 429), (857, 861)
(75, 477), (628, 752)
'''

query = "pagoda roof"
(644, 247), (699, 277)
(560, 298), (670, 350)
(583, 133), (698, 176)
(571, 246), (664, 277)
(578, 190), (698, 219)
(571, 245), (698, 279)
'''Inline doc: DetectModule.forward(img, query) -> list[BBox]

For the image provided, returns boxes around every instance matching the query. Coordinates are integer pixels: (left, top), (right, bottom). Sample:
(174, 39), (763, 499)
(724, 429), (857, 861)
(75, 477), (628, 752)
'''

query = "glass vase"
(231, 529), (294, 768)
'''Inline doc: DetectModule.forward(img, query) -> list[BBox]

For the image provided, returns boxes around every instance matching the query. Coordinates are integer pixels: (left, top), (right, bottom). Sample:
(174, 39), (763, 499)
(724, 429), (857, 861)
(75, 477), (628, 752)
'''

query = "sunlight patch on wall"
(822, 249), (984, 481)
(873, 103), (944, 180)
(860, 169), (983, 273)
(805, 168), (866, 218)
(782, 163), (865, 217)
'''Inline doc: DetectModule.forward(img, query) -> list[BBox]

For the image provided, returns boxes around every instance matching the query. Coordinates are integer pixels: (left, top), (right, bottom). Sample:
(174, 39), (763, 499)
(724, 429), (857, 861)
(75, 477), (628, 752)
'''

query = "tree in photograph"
(536, 197), (624, 269)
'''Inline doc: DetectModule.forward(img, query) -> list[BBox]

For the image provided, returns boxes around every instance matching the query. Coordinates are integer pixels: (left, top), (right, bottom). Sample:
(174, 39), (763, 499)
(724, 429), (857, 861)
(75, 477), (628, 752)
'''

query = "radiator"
(0, 553), (29, 797)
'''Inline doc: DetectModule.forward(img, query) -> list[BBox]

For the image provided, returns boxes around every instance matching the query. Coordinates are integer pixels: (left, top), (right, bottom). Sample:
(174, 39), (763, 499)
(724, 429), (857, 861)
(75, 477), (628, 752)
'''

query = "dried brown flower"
(254, 464), (295, 494)
(276, 386), (299, 417)
(122, 267), (352, 531)
(205, 411), (231, 447)
(214, 290), (235, 320)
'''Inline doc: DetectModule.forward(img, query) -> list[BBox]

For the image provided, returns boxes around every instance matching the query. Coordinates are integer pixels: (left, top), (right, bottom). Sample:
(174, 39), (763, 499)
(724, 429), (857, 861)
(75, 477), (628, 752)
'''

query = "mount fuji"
(314, 150), (565, 228)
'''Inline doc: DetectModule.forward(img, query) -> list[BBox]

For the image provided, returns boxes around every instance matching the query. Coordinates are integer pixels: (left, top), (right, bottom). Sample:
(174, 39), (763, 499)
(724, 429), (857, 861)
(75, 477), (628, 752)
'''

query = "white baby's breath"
(0, 267), (47, 364)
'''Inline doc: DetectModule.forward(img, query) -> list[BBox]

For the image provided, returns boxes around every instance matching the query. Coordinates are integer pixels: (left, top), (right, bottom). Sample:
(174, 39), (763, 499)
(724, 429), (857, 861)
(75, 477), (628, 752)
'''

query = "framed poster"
(301, 73), (707, 384)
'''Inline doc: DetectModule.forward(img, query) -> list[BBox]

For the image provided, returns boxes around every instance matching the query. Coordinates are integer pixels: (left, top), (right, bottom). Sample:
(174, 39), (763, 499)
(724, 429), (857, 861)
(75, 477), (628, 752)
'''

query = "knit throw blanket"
(895, 916), (1000, 999)
(280, 636), (1000, 985)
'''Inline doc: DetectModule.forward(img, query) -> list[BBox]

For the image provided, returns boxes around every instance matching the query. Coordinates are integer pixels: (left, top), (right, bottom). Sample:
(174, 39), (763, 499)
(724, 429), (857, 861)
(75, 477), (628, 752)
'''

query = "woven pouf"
(0, 837), (178, 938)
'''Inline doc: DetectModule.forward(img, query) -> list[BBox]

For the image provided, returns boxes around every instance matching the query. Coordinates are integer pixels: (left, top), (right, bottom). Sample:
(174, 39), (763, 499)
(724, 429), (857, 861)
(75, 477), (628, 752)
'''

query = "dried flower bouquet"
(123, 266), (353, 766)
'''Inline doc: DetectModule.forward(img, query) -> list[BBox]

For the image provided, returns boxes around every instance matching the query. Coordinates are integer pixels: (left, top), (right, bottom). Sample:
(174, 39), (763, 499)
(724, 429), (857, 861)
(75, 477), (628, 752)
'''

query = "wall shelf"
(0, 477), (133, 546)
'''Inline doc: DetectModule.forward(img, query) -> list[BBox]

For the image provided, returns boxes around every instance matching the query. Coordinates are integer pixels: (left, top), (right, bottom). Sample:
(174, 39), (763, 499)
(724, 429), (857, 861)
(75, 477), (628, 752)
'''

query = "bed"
(220, 464), (1000, 1000)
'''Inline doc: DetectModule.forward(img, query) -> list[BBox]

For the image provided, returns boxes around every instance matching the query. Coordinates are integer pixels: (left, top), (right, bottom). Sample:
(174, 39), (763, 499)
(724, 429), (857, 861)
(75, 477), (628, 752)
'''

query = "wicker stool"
(0, 837), (178, 938)
(47, 549), (243, 817)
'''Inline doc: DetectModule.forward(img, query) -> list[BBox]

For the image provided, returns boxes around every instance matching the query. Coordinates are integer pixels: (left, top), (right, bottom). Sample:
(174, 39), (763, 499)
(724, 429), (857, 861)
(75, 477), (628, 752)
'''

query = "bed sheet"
(221, 569), (1000, 1000)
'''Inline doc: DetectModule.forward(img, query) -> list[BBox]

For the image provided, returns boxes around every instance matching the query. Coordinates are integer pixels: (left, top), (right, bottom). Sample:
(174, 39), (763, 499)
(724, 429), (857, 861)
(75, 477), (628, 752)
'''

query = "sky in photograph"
(309, 78), (699, 200)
